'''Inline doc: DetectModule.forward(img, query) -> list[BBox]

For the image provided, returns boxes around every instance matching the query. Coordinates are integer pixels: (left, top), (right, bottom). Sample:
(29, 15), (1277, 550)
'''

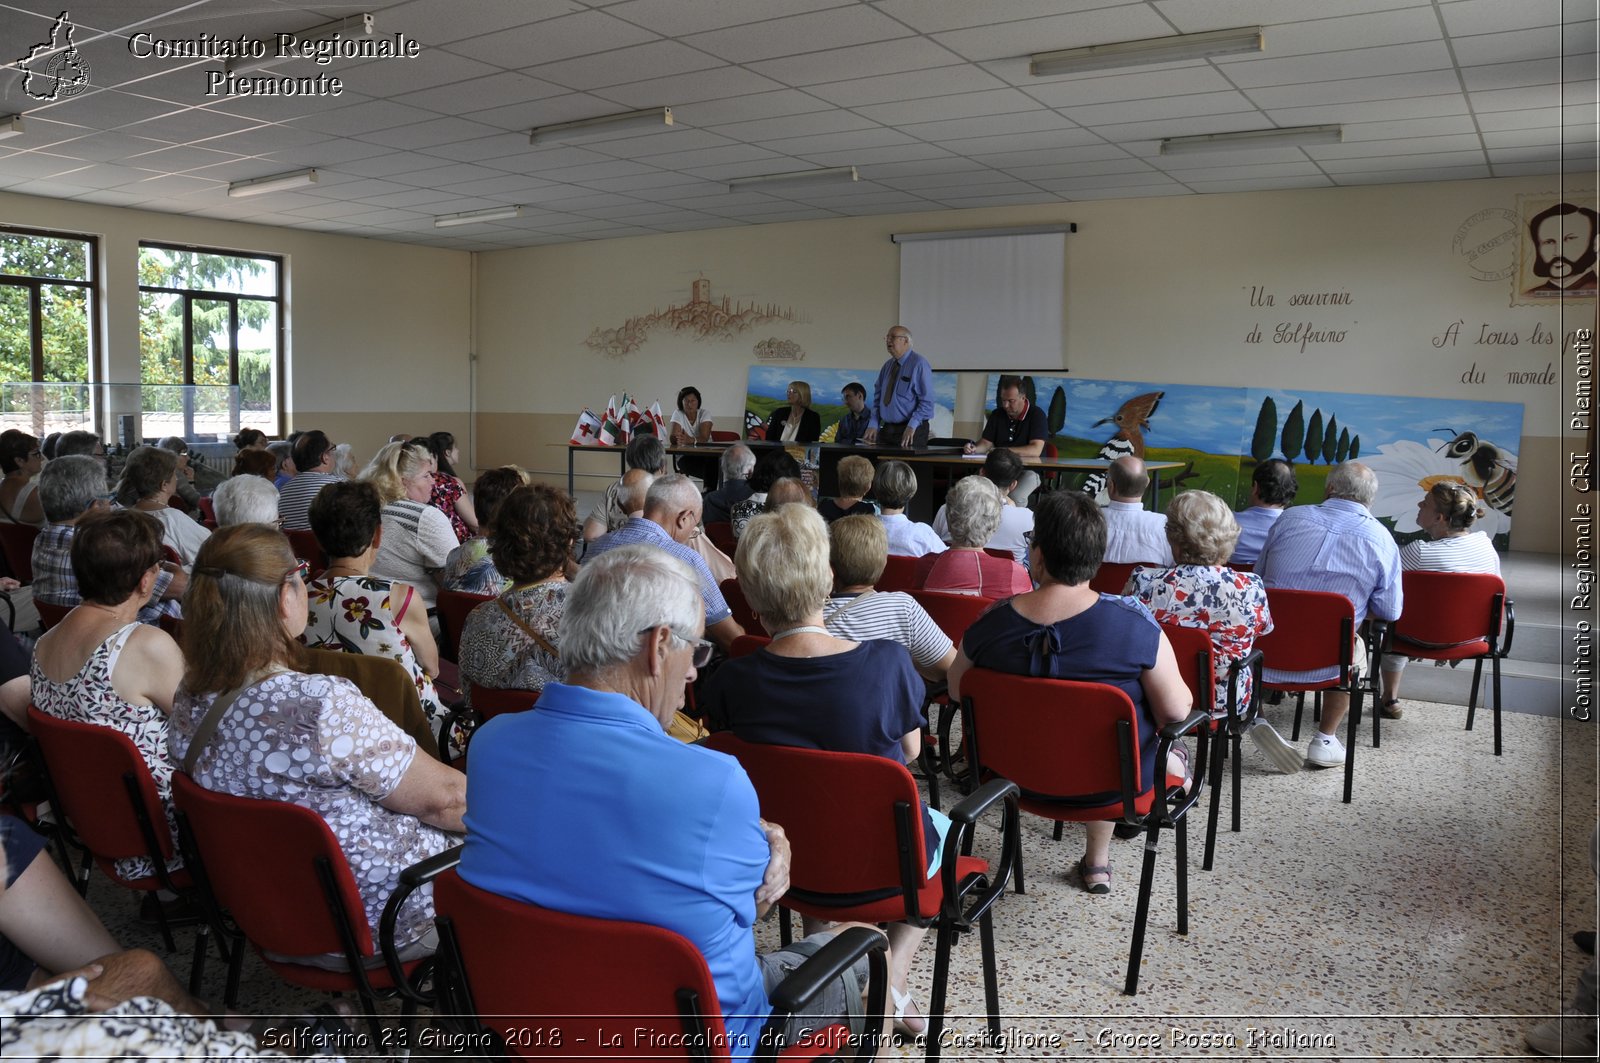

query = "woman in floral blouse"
(305, 479), (444, 725)
(422, 431), (477, 543)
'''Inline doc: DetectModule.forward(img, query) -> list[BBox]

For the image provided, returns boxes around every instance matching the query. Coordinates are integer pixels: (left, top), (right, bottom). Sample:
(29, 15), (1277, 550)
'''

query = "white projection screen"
(896, 229), (1067, 371)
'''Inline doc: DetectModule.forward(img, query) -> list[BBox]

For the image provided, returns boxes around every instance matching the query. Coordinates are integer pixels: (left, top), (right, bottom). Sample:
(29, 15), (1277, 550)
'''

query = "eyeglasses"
(640, 625), (715, 669)
(1023, 530), (1035, 548)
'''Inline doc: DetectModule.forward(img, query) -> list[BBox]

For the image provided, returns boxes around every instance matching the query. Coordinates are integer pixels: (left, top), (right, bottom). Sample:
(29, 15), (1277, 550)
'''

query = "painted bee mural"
(1437, 429), (1517, 515)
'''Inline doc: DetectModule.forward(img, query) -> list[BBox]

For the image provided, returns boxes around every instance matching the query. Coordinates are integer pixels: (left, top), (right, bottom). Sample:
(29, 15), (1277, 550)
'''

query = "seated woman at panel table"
(1376, 481), (1503, 718)
(818, 455), (876, 523)
(0, 431), (44, 527)
(306, 479), (445, 728)
(360, 441), (457, 612)
(948, 490), (1192, 897)
(702, 503), (945, 1038)
(30, 510), (186, 890)
(669, 386), (720, 488)
(761, 381), (821, 444)
(441, 465), (530, 596)
(457, 483), (577, 696)
(914, 475), (1031, 600)
(116, 446), (211, 569)
(168, 524), (465, 967)
(1126, 490), (1299, 776)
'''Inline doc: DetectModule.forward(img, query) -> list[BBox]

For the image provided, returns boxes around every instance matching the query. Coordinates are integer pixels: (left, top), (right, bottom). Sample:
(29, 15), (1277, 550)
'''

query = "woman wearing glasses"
(0, 431), (44, 527)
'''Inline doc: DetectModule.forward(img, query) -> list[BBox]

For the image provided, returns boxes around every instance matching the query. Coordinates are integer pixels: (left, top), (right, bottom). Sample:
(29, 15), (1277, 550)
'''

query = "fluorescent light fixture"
(434, 205), (523, 228)
(529, 107), (673, 146)
(226, 13), (374, 75)
(1029, 26), (1262, 76)
(0, 115), (23, 141)
(1159, 124), (1343, 155)
(727, 166), (859, 193)
(227, 168), (318, 197)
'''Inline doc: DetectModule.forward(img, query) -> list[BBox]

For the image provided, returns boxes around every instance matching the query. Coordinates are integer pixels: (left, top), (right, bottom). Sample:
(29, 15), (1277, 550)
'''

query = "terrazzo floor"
(83, 694), (1596, 1060)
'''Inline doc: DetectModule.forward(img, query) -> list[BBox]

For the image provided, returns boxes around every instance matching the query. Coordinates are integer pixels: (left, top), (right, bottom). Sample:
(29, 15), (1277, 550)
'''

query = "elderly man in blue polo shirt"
(1256, 461), (1402, 769)
(863, 324), (934, 449)
(584, 473), (745, 652)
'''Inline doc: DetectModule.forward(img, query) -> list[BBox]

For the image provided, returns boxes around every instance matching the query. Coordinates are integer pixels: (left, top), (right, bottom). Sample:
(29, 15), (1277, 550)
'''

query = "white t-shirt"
(149, 505), (212, 569)
(670, 409), (711, 441)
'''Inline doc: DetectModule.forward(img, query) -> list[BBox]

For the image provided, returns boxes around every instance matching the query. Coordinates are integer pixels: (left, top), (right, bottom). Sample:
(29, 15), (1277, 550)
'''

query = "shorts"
(757, 930), (872, 1049)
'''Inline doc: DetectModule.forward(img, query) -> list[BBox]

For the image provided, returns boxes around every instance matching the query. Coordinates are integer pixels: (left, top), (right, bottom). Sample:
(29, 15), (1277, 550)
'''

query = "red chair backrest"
(708, 430), (739, 443)
(982, 547), (1012, 561)
(34, 598), (72, 631)
(704, 734), (924, 897)
(959, 669), (1147, 810)
(197, 496), (217, 529)
(1042, 442), (1058, 459)
(27, 705), (175, 867)
(434, 868), (733, 1059)
(704, 521), (736, 555)
(1231, 562), (1254, 573)
(1393, 571), (1504, 648)
(877, 554), (919, 592)
(283, 528), (329, 575)
(1159, 623), (1216, 715)
(161, 545), (182, 568)
(729, 634), (770, 658)
(468, 682), (539, 724)
(172, 772), (375, 957)
(1088, 561), (1146, 596)
(0, 522), (38, 584)
(908, 589), (991, 646)
(718, 577), (760, 633)
(436, 590), (493, 663)
(158, 613), (184, 641)
(1255, 588), (1355, 675)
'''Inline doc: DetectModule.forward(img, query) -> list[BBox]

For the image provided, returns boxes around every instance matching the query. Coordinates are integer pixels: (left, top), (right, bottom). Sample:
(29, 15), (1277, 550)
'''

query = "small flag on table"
(570, 408), (602, 445)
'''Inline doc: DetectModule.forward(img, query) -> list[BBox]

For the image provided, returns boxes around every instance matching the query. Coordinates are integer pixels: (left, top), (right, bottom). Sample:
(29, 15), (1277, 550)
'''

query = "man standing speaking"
(863, 324), (933, 449)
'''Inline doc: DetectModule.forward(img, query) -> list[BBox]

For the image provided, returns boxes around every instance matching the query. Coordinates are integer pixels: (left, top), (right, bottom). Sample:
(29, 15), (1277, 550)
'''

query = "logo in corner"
(20, 11), (93, 101)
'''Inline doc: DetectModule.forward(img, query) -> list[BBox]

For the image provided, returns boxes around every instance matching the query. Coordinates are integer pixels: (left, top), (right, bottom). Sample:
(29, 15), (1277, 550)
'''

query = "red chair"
(705, 733), (1019, 1058)
(435, 589), (493, 664)
(719, 577), (761, 633)
(1254, 588), (1369, 804)
(1387, 571), (1514, 755)
(908, 589), (993, 803)
(27, 707), (216, 989)
(876, 554), (918, 592)
(958, 669), (1208, 995)
(34, 598), (72, 631)
(705, 521), (736, 555)
(1088, 560), (1151, 596)
(468, 682), (540, 726)
(171, 773), (429, 1031)
(709, 430), (740, 443)
(0, 522), (38, 584)
(1159, 623), (1262, 872)
(197, 496), (217, 529)
(386, 848), (888, 1060)
(729, 633), (771, 658)
(282, 527), (328, 576)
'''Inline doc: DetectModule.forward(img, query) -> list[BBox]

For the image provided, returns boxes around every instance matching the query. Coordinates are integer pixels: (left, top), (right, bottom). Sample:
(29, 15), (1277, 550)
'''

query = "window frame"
(0, 224), (99, 383)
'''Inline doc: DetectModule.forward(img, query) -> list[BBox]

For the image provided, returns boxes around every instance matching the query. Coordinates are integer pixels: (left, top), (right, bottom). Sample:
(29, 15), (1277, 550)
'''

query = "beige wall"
(0, 191), (472, 469)
(476, 175), (1587, 552)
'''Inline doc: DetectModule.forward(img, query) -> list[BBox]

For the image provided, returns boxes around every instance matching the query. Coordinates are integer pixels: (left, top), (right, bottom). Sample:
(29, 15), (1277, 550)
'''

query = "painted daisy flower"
(1363, 438), (1510, 538)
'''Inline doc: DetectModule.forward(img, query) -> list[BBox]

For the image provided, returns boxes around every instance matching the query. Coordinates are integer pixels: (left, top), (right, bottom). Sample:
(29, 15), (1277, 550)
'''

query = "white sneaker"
(1247, 719), (1304, 774)
(1305, 733), (1346, 769)
(1526, 1015), (1599, 1058)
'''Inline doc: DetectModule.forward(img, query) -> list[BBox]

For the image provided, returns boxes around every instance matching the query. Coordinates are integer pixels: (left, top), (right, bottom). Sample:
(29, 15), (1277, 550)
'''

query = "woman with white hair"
(914, 476), (1030, 599)
(360, 442), (456, 610)
(702, 503), (942, 1037)
(210, 474), (281, 526)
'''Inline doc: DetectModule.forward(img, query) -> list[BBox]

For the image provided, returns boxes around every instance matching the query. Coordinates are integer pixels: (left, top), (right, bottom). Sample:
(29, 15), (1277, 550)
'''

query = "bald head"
(619, 468), (655, 516)
(1107, 455), (1149, 501)
(766, 477), (811, 510)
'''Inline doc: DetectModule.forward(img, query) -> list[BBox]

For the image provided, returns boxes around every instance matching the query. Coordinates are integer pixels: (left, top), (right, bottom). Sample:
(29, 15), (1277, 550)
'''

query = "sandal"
(1169, 741), (1193, 791)
(890, 985), (927, 1039)
(1076, 857), (1112, 895)
(1379, 698), (1403, 720)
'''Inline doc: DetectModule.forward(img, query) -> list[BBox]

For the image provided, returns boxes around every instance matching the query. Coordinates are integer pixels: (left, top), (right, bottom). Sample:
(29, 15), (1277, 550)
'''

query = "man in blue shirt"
(834, 382), (872, 445)
(1256, 462), (1402, 769)
(864, 325), (934, 449)
(1232, 458), (1297, 564)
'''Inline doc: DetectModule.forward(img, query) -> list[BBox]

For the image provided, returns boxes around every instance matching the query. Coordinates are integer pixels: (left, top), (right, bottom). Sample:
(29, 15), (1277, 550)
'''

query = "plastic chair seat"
(785, 853), (990, 925)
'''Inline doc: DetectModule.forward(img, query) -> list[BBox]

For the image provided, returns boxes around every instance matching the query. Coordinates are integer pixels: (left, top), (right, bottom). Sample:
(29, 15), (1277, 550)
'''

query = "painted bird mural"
(1080, 390), (1164, 499)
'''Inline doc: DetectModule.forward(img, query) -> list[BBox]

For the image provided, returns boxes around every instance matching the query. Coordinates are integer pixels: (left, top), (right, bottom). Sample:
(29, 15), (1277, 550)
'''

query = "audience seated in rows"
(932, 449), (1034, 564)
(34, 456), (185, 624)
(765, 476), (811, 510)
(169, 524), (464, 968)
(916, 476), (1031, 600)
(360, 442), (456, 611)
(1102, 456), (1172, 565)
(583, 475), (744, 653)
(228, 448), (277, 482)
(118, 446), (211, 569)
(702, 443), (755, 525)
(54, 431), (106, 462)
(705, 503), (942, 1037)
(30, 510), (187, 889)
(823, 515), (955, 681)
(1377, 481), (1502, 716)
(155, 437), (206, 509)
(1255, 461), (1402, 769)
(277, 430), (343, 530)
(818, 455), (876, 523)
(306, 480), (445, 727)
(266, 440), (294, 488)
(441, 465), (529, 595)
(582, 434), (666, 542)
(233, 428), (268, 452)
(730, 448), (801, 539)
(1231, 459), (1297, 565)
(949, 490), (1193, 896)
(211, 474), (279, 527)
(1127, 491), (1301, 775)
(459, 544), (878, 1053)
(458, 483), (576, 696)
(419, 431), (477, 544)
(0, 431), (44, 527)
(874, 460), (944, 558)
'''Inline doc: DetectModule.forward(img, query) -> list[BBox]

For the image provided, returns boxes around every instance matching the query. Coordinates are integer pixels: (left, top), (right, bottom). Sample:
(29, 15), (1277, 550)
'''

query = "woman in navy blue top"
(702, 503), (946, 1039)
(948, 490), (1191, 896)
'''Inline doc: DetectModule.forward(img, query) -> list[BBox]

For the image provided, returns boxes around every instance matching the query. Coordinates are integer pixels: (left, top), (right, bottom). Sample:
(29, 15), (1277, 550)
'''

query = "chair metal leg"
(1174, 816), (1188, 937)
(1466, 658), (1484, 731)
(979, 911), (1002, 1050)
(1342, 686), (1363, 805)
(1051, 821), (1063, 841)
(925, 924), (955, 1061)
(1291, 692), (1304, 741)
(779, 906), (792, 947)
(223, 930), (246, 1009)
(187, 924), (210, 995)
(150, 892), (178, 952)
(1123, 828), (1160, 996)
(1371, 683), (1381, 749)
(1013, 839), (1026, 895)
(1202, 734), (1224, 871)
(1492, 655), (1503, 756)
(1230, 731), (1243, 833)
(919, 742), (942, 811)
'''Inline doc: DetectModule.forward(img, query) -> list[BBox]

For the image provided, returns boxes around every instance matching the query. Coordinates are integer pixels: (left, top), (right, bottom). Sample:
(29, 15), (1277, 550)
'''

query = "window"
(0, 227), (98, 435)
(138, 243), (282, 439)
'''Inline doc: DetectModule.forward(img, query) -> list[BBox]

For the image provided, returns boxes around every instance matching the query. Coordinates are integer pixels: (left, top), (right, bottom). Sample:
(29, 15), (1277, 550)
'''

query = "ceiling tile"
(1184, 175), (1335, 192)
(335, 50), (500, 99)
(808, 65), (1008, 107)
(394, 72), (568, 116)
(448, 10), (658, 69)
(1245, 69), (1464, 109)
(467, 92), (634, 134)
(871, 0), (1122, 35)
(1025, 65), (1238, 108)
(900, 110), (1078, 143)
(1464, 56), (1597, 93)
(608, 0), (855, 37)
(1452, 24), (1572, 67)
(1223, 41), (1455, 89)
(684, 6), (911, 64)
(931, 5), (1176, 63)
(1333, 163), (1490, 184)
(1440, 0), (1566, 37)
(1000, 158), (1157, 181)
(1265, 94), (1471, 125)
(670, 90), (836, 126)
(195, 123), (329, 154)
(525, 40), (727, 91)
(708, 110), (880, 142)
(755, 127), (917, 156)
(295, 99), (441, 135)
(581, 129), (736, 159)
(749, 38), (965, 88)
(1303, 133), (1486, 160)
(1154, 0), (1431, 31)
(356, 116), (505, 150)
(1318, 149), (1489, 173)
(596, 65), (790, 108)
(381, 0), (585, 45)
(853, 87), (1046, 126)
(1063, 90), (1259, 127)
(642, 142), (784, 171)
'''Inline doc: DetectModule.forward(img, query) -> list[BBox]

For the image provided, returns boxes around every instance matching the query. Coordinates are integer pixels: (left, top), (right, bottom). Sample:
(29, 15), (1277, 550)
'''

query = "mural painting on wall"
(754, 337), (805, 362)
(584, 276), (807, 358)
(745, 366), (956, 441)
(1512, 192), (1598, 307)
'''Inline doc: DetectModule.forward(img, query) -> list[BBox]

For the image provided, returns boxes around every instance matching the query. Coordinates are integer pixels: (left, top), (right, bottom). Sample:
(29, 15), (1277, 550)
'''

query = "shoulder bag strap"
(181, 686), (245, 776)
(828, 588), (877, 624)
(498, 596), (560, 658)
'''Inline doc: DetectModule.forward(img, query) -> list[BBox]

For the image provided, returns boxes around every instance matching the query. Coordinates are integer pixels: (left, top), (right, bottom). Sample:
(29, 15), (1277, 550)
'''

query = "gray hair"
(720, 443), (755, 482)
(54, 430), (102, 459)
(945, 475), (1004, 548)
(266, 440), (293, 474)
(1325, 461), (1378, 506)
(39, 455), (106, 522)
(1164, 490), (1239, 565)
(212, 474), (282, 526)
(561, 544), (702, 674)
(643, 473), (699, 519)
(872, 460), (918, 509)
(156, 436), (189, 455)
(330, 442), (357, 479)
(624, 433), (666, 474)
